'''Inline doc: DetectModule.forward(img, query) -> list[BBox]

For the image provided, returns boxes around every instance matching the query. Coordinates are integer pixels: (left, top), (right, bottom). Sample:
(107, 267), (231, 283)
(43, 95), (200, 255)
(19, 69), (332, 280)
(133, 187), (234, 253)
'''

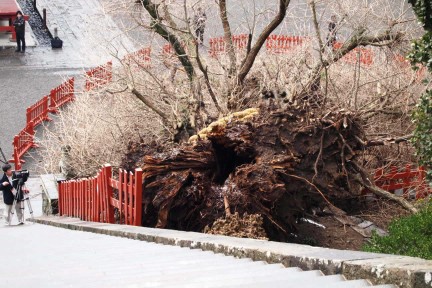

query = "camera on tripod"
(14, 170), (30, 184)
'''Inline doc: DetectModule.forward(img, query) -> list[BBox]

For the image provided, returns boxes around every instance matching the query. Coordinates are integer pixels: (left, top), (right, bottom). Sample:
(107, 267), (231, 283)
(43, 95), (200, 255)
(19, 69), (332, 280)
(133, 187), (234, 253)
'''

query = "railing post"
(104, 165), (115, 223)
(134, 168), (143, 226)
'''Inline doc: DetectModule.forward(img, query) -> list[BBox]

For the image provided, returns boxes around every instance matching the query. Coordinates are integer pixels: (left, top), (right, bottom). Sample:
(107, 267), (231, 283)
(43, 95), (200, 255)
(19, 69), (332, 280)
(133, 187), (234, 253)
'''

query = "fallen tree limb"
(355, 134), (413, 147)
(352, 162), (418, 214)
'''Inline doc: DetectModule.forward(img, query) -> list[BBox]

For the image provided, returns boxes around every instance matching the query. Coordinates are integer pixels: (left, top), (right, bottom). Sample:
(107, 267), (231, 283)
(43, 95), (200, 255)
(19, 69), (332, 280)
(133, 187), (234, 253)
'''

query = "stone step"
(0, 223), (397, 288)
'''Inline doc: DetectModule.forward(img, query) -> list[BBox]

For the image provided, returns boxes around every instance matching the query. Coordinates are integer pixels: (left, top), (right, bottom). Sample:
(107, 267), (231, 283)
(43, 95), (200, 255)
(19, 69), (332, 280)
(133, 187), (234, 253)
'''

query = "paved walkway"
(0, 220), (396, 288)
(0, 0), (137, 164)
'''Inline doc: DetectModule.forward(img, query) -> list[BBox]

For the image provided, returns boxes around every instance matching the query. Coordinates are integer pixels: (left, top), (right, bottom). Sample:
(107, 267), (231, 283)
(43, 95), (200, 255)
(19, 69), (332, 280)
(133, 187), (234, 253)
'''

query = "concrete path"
(0, 221), (395, 288)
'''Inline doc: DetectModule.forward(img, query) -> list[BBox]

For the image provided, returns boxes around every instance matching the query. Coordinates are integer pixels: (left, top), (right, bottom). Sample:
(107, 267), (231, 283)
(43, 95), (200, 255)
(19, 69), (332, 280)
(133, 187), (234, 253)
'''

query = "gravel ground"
(17, 0), (51, 46)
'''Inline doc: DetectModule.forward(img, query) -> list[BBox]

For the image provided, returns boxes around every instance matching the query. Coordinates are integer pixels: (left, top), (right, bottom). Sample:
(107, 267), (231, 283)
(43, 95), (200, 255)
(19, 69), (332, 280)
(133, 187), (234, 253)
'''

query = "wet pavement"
(0, 0), (138, 169)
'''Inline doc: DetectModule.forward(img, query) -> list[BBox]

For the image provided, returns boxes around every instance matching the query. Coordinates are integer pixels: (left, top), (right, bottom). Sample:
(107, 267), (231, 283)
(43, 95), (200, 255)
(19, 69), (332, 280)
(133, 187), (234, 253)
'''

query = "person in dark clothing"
(193, 7), (207, 45)
(13, 11), (26, 53)
(326, 15), (337, 48)
(0, 164), (24, 225)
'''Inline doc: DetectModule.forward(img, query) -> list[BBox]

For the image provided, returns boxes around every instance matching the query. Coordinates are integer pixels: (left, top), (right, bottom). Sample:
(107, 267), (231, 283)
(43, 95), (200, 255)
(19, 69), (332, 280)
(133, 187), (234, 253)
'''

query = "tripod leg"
(10, 198), (17, 226)
(17, 201), (24, 224)
(26, 197), (34, 220)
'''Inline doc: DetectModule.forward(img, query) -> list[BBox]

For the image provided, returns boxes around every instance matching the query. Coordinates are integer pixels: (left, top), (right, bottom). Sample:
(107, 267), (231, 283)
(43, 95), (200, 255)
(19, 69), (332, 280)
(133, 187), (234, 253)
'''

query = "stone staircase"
(0, 223), (395, 288)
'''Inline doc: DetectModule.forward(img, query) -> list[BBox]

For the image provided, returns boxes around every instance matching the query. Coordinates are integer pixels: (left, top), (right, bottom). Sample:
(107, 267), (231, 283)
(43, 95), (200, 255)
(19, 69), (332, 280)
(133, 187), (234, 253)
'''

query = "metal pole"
(33, 0), (36, 10)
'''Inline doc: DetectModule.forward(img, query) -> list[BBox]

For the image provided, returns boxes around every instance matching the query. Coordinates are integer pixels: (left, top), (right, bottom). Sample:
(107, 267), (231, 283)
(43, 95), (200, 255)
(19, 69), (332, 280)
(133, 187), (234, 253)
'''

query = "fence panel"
(333, 42), (374, 65)
(58, 165), (142, 226)
(209, 34), (249, 58)
(266, 35), (307, 54)
(85, 61), (113, 91)
(26, 95), (51, 128)
(124, 47), (152, 70)
(370, 165), (431, 200)
(8, 121), (36, 170)
(49, 78), (75, 113)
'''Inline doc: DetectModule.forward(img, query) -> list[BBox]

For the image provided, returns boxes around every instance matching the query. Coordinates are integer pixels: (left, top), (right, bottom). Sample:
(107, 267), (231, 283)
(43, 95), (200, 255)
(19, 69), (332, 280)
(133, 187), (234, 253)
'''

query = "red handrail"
(49, 78), (75, 113)
(59, 165), (142, 226)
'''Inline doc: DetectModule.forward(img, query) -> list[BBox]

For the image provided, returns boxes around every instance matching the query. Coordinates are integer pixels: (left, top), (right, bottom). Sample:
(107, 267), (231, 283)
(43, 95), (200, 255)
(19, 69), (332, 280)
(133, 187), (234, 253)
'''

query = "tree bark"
(236, 0), (291, 85)
(218, 0), (237, 78)
(140, 0), (194, 81)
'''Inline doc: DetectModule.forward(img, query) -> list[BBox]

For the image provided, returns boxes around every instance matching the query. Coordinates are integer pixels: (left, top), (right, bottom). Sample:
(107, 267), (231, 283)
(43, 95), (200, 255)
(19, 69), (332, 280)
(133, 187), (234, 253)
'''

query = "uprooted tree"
(38, 1), (430, 241)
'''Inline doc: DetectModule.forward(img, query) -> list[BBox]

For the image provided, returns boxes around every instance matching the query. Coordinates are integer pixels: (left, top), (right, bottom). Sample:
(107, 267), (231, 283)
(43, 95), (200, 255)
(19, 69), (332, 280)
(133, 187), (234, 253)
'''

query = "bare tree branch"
(195, 46), (224, 114)
(140, 0), (194, 80)
(237, 0), (291, 85)
(301, 28), (404, 97)
(131, 88), (170, 122)
(352, 162), (418, 214)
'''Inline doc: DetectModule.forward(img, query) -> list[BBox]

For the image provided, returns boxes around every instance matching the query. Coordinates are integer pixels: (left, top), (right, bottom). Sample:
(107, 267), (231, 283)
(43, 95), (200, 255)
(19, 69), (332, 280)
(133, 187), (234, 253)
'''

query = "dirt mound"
(138, 102), (367, 241)
(204, 213), (268, 240)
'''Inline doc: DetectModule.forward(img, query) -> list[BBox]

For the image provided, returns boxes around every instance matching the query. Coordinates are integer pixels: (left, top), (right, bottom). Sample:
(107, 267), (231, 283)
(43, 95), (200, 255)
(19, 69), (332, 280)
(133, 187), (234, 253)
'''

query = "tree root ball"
(138, 103), (365, 241)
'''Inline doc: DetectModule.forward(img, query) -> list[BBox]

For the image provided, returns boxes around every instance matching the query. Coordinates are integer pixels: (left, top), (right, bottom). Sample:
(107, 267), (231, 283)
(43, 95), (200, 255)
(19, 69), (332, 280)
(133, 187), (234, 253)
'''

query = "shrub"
(412, 90), (432, 180)
(363, 202), (432, 260)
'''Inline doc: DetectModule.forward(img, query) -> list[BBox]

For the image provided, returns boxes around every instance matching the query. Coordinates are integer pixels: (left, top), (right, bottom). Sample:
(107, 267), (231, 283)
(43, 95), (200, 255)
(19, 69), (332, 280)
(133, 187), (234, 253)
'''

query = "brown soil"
(292, 197), (410, 250)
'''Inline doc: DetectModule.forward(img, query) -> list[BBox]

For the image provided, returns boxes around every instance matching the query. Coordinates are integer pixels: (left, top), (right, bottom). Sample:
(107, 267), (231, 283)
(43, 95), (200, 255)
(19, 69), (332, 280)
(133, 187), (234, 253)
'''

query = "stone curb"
(30, 216), (432, 288)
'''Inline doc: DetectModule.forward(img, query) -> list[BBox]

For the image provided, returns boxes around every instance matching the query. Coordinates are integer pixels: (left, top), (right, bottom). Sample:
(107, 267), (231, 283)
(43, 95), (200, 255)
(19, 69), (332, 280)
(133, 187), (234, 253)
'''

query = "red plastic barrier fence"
(333, 42), (374, 65)
(26, 95), (51, 127)
(124, 47), (152, 69)
(8, 121), (36, 170)
(59, 165), (143, 226)
(162, 42), (189, 57)
(367, 165), (431, 200)
(266, 35), (307, 54)
(393, 54), (427, 83)
(209, 34), (248, 57)
(85, 61), (113, 91)
(49, 78), (75, 113)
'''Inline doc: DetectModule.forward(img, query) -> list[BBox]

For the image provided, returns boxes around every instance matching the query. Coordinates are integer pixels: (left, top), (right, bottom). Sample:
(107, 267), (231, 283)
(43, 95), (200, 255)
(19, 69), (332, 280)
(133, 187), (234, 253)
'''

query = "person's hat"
(2, 163), (12, 172)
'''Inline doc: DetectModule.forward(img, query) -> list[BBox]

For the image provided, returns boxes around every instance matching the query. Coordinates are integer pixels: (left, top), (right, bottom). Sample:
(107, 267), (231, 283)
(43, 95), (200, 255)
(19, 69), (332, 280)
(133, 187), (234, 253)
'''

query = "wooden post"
(42, 9), (47, 30)
(104, 165), (115, 224)
(134, 168), (143, 226)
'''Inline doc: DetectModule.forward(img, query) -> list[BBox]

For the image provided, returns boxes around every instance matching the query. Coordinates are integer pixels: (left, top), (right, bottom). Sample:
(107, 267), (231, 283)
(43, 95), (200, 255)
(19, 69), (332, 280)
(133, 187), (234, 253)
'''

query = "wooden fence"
(58, 165), (143, 226)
